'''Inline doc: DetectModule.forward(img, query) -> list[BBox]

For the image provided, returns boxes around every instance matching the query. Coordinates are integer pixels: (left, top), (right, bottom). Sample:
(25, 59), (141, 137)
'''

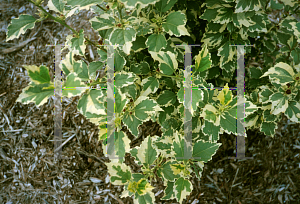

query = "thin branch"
(97, 4), (108, 12)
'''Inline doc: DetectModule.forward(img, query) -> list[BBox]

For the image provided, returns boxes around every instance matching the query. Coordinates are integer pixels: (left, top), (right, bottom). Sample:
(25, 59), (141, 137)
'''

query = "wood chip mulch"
(1, 0), (300, 203)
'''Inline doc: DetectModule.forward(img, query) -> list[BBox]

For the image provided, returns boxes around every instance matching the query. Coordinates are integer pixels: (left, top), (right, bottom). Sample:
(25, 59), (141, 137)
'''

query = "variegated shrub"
(7, 0), (300, 203)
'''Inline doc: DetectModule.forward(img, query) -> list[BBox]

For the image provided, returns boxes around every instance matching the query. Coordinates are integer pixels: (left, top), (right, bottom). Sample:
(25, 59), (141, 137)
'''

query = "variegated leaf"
(260, 62), (295, 85)
(156, 90), (176, 107)
(161, 181), (175, 200)
(235, 0), (261, 13)
(194, 44), (212, 73)
(23, 65), (51, 85)
(145, 33), (167, 52)
(77, 89), (106, 125)
(62, 73), (88, 98)
(192, 140), (221, 162)
(47, 0), (65, 14)
(115, 70), (137, 87)
(285, 101), (300, 122)
(119, 0), (160, 9)
(139, 76), (159, 97)
(136, 135), (157, 167)
(105, 162), (132, 185)
(157, 160), (180, 182)
(90, 13), (116, 31)
(174, 177), (193, 204)
(155, 0), (178, 13)
(217, 41), (236, 66)
(66, 0), (104, 11)
(16, 83), (54, 106)
(269, 92), (289, 115)
(162, 11), (190, 37)
(6, 14), (37, 42)
(149, 51), (178, 75)
(65, 29), (86, 56)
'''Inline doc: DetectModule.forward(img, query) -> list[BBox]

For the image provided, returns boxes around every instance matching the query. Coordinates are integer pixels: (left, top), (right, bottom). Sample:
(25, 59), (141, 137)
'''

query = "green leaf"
(90, 13), (116, 31)
(152, 135), (174, 158)
(213, 6), (234, 24)
(289, 21), (300, 43)
(59, 51), (75, 76)
(270, 92), (289, 115)
(190, 161), (204, 180)
(62, 73), (88, 98)
(47, 0), (66, 13)
(23, 65), (51, 85)
(284, 101), (300, 122)
(149, 51), (178, 75)
(201, 32), (224, 49)
(88, 61), (104, 80)
(6, 14), (37, 42)
(235, 0), (261, 13)
(217, 41), (235, 66)
(172, 131), (192, 161)
(194, 44), (212, 73)
(133, 189), (155, 204)
(66, 0), (103, 10)
(113, 131), (131, 163)
(260, 62), (295, 85)
(133, 96), (163, 121)
(260, 121), (277, 137)
(114, 71), (137, 87)
(202, 120), (220, 142)
(132, 36), (147, 52)
(122, 112), (143, 137)
(162, 11), (190, 37)
(65, 29), (86, 56)
(192, 140), (221, 162)
(137, 136), (157, 167)
(270, 0), (284, 10)
(119, 0), (160, 9)
(199, 7), (219, 22)
(161, 181), (175, 200)
(16, 83), (54, 107)
(158, 160), (180, 181)
(247, 11), (268, 33)
(115, 88), (129, 113)
(155, 0), (178, 12)
(105, 162), (132, 185)
(97, 48), (107, 62)
(77, 89), (106, 125)
(156, 90), (176, 107)
(130, 61), (150, 75)
(291, 48), (300, 65)
(146, 33), (167, 52)
(174, 177), (193, 204)
(115, 48), (126, 71)
(139, 76), (159, 97)
(120, 83), (139, 100)
(109, 27), (136, 52)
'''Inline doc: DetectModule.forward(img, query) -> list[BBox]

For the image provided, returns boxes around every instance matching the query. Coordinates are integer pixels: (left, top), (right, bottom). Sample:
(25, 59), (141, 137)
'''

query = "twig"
(230, 167), (239, 195)
(206, 175), (227, 200)
(54, 134), (76, 152)
(108, 193), (124, 204)
(0, 92), (6, 97)
(96, 4), (108, 12)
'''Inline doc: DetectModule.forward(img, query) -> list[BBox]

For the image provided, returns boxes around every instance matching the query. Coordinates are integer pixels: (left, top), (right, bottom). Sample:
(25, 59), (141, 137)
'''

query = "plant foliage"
(7, 0), (300, 203)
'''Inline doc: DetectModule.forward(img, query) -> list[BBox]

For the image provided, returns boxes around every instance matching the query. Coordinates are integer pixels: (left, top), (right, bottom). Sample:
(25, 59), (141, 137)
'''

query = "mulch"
(0, 0), (300, 203)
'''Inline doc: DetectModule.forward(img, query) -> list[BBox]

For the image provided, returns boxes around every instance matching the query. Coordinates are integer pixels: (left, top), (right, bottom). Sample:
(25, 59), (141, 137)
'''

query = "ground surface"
(0, 0), (300, 203)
